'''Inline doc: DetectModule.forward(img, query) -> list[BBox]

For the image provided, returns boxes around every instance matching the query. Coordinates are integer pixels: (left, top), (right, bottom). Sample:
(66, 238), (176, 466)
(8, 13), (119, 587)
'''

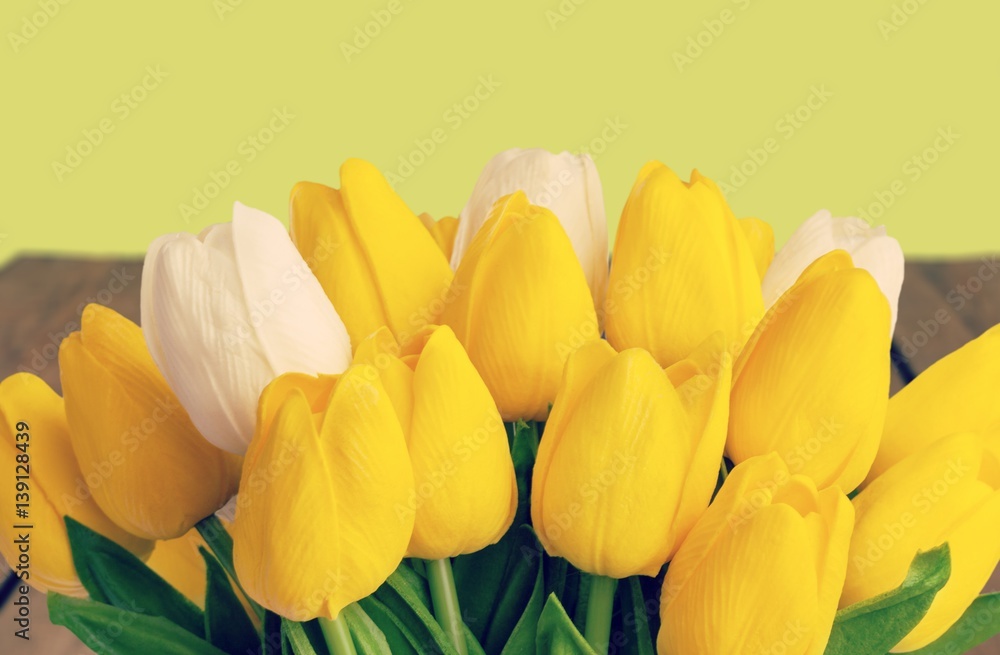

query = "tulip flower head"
(232, 366), (415, 621)
(532, 333), (731, 578)
(0, 373), (153, 596)
(450, 148), (608, 310)
(729, 250), (891, 492)
(290, 158), (454, 348)
(441, 192), (599, 421)
(843, 432), (1000, 652)
(141, 201), (352, 455)
(60, 304), (242, 540)
(606, 163), (764, 368)
(659, 453), (854, 655)
(354, 325), (517, 559)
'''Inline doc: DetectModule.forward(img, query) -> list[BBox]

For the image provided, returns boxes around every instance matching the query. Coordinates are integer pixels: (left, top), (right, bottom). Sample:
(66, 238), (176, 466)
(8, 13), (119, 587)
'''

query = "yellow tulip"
(0, 373), (152, 596)
(866, 323), (1000, 485)
(659, 453), (854, 655)
(531, 334), (731, 578)
(842, 432), (1000, 652)
(231, 366), (415, 621)
(440, 192), (599, 421)
(606, 163), (763, 368)
(419, 213), (459, 261)
(146, 529), (209, 608)
(354, 326), (517, 559)
(59, 304), (242, 540)
(738, 216), (775, 280)
(729, 250), (891, 491)
(290, 159), (454, 348)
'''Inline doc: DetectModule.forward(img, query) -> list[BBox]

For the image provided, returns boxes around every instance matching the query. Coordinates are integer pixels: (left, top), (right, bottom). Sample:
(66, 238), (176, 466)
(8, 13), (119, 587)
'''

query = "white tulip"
(141, 202), (352, 454)
(451, 148), (609, 309)
(762, 210), (904, 336)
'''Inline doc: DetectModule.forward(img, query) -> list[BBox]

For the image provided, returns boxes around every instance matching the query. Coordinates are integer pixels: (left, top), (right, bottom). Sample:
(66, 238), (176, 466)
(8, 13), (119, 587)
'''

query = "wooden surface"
(0, 255), (998, 653)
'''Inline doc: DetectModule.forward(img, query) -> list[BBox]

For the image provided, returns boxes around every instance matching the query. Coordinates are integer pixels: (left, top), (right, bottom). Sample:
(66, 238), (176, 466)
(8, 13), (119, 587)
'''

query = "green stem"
(584, 575), (617, 655)
(426, 558), (468, 655)
(319, 614), (358, 655)
(196, 515), (265, 623)
(719, 457), (730, 483)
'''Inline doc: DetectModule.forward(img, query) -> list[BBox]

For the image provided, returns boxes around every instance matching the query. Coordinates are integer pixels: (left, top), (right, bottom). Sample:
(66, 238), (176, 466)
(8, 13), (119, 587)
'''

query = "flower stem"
(426, 558), (468, 655)
(195, 515), (265, 623)
(319, 614), (358, 655)
(719, 457), (730, 483)
(584, 575), (617, 655)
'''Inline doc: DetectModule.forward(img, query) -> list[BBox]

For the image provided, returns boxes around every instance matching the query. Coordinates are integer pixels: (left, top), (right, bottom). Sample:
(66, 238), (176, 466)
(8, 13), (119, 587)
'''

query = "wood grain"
(0, 256), (998, 654)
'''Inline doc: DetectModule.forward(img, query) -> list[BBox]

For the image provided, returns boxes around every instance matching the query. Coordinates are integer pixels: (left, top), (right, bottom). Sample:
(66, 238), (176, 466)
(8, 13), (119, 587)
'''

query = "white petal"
(762, 210), (904, 335)
(451, 148), (608, 307)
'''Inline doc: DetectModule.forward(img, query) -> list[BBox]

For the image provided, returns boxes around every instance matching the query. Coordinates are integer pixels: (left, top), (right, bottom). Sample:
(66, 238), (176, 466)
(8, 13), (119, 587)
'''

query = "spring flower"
(0, 373), (152, 596)
(762, 210), (904, 335)
(843, 432), (1000, 652)
(290, 159), (454, 348)
(729, 250), (891, 491)
(440, 192), (599, 421)
(659, 453), (854, 655)
(231, 366), (414, 621)
(141, 201), (352, 455)
(532, 334), (731, 578)
(450, 148), (608, 310)
(59, 305), (242, 540)
(605, 163), (763, 367)
(419, 213), (459, 261)
(866, 323), (1000, 485)
(354, 325), (517, 559)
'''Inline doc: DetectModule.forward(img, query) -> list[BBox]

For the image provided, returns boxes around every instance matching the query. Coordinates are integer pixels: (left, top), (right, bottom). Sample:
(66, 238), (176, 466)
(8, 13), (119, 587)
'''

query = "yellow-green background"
(2, 0), (996, 266)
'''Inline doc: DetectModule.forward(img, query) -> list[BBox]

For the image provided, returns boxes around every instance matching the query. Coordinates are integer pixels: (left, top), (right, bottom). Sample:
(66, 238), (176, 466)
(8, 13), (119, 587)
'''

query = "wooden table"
(0, 256), (998, 654)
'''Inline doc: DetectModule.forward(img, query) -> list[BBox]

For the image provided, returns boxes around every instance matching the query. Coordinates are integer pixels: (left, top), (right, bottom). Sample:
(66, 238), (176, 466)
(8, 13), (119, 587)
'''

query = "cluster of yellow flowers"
(1, 149), (998, 655)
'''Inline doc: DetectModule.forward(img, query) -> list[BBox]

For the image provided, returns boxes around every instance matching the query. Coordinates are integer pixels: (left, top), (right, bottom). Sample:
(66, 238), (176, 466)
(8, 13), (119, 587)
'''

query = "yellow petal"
(606, 163), (763, 368)
(404, 326), (516, 558)
(867, 323), (1000, 485)
(0, 373), (153, 596)
(419, 213), (459, 261)
(533, 348), (689, 577)
(233, 367), (414, 621)
(59, 305), (241, 540)
(441, 192), (599, 421)
(352, 327), (414, 435)
(729, 251), (890, 491)
(738, 217), (775, 280)
(146, 529), (208, 608)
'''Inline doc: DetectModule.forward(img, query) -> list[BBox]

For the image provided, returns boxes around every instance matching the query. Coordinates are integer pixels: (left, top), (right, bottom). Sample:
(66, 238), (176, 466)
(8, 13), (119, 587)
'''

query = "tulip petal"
(738, 217), (775, 280)
(419, 213), (459, 261)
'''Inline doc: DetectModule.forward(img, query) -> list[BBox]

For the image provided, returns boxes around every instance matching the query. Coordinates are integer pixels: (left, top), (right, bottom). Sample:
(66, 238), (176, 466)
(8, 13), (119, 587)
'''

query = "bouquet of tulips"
(2, 149), (998, 655)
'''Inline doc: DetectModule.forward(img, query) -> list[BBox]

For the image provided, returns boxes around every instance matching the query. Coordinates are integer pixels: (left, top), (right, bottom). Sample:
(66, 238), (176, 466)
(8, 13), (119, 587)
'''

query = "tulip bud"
(729, 250), (891, 491)
(60, 304), (242, 540)
(290, 159), (454, 348)
(232, 366), (414, 621)
(532, 333), (731, 578)
(843, 432), (1000, 652)
(419, 213), (459, 261)
(142, 201), (352, 454)
(762, 210), (904, 336)
(0, 373), (152, 596)
(450, 148), (608, 311)
(440, 192), (599, 421)
(354, 326), (517, 559)
(606, 163), (763, 367)
(866, 323), (1000, 485)
(659, 453), (854, 655)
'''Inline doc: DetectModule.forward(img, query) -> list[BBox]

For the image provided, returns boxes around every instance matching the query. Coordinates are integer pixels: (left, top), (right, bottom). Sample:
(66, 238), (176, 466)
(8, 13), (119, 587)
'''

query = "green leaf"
(482, 526), (544, 653)
(394, 561), (432, 609)
(615, 577), (655, 655)
(281, 618), (319, 655)
(825, 544), (951, 655)
(196, 515), (265, 622)
(908, 592), (1000, 655)
(64, 516), (205, 638)
(536, 594), (597, 655)
(48, 592), (226, 655)
(263, 610), (283, 655)
(499, 544), (545, 655)
(357, 595), (421, 655)
(342, 603), (392, 654)
(454, 420), (539, 642)
(369, 570), (460, 654)
(200, 547), (258, 655)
